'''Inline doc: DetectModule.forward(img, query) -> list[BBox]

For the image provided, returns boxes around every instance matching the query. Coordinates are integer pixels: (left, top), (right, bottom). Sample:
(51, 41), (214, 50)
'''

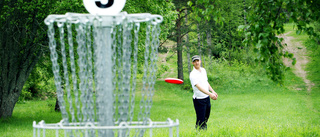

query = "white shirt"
(189, 67), (209, 99)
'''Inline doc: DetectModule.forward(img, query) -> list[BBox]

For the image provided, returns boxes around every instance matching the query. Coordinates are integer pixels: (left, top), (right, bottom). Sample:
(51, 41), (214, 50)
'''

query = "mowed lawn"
(151, 76), (320, 137)
(1, 73), (319, 137)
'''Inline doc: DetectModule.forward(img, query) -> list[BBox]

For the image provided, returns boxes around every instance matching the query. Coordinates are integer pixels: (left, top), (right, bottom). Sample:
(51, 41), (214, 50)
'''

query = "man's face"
(192, 59), (201, 69)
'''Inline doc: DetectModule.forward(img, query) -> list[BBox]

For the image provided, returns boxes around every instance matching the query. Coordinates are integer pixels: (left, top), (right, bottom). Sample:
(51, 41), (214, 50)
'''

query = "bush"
(183, 57), (269, 94)
(157, 64), (169, 78)
(19, 77), (56, 102)
(182, 76), (192, 91)
(18, 88), (33, 102)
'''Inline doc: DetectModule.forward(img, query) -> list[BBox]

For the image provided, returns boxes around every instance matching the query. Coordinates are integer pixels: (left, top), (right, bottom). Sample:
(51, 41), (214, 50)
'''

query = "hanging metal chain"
(111, 20), (119, 123)
(145, 20), (153, 123)
(66, 21), (76, 124)
(93, 18), (104, 126)
(43, 13), (165, 137)
(92, 18), (101, 124)
(129, 22), (140, 123)
(136, 19), (152, 137)
(145, 21), (161, 119)
(58, 21), (73, 125)
(138, 20), (150, 124)
(76, 21), (88, 123)
(85, 21), (95, 124)
(116, 21), (124, 123)
(48, 20), (68, 123)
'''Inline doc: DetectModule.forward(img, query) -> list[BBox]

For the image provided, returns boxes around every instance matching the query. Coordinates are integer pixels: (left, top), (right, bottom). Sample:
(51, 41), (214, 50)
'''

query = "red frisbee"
(164, 78), (184, 84)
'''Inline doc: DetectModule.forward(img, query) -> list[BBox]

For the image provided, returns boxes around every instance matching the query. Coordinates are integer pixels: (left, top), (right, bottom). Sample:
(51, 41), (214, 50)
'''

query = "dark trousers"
(193, 96), (211, 130)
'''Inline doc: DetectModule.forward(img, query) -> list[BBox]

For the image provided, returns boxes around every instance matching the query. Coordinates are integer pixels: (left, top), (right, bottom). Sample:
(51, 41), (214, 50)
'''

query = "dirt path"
(280, 31), (314, 92)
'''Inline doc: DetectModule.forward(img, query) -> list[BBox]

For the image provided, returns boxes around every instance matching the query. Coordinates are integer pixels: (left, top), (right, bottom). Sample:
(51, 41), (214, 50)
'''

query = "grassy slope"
(284, 23), (320, 114)
(152, 23), (320, 136)
(1, 24), (319, 137)
(151, 74), (319, 136)
(304, 34), (320, 114)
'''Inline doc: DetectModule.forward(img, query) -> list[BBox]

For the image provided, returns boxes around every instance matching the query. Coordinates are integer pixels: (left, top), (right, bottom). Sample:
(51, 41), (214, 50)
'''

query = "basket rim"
(33, 118), (179, 130)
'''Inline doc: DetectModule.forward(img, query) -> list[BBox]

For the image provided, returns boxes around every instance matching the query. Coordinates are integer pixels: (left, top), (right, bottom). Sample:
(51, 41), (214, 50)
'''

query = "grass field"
(1, 24), (319, 137)
(1, 73), (319, 137)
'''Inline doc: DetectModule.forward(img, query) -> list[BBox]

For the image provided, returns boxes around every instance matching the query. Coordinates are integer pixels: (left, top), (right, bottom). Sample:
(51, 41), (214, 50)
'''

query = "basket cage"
(32, 12), (179, 137)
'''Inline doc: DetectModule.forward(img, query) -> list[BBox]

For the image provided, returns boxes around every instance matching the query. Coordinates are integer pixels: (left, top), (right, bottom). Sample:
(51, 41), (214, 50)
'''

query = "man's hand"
(195, 84), (218, 100)
(213, 92), (218, 98)
(209, 93), (217, 100)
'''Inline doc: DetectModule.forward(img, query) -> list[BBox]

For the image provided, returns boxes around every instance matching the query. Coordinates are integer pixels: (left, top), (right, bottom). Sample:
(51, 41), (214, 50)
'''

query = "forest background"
(0, 0), (319, 129)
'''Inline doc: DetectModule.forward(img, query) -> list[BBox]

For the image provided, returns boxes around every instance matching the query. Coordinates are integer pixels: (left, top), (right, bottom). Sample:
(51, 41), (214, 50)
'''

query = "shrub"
(183, 57), (268, 94)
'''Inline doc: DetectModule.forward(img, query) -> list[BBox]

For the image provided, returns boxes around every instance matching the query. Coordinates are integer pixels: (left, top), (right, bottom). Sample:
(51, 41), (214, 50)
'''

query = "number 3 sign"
(83, 0), (126, 15)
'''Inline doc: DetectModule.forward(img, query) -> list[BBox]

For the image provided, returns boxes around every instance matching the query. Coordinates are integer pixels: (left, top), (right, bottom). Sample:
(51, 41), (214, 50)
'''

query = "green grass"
(0, 100), (61, 137)
(2, 69), (319, 137)
(151, 71), (319, 136)
(3, 74), (318, 137)
(305, 33), (320, 118)
(284, 22), (320, 115)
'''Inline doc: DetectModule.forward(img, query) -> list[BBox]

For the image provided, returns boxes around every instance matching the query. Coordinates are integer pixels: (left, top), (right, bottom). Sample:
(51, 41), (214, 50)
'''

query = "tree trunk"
(185, 9), (191, 74)
(206, 21), (212, 55)
(197, 24), (202, 56)
(244, 0), (250, 62)
(0, 26), (36, 117)
(197, 23), (203, 67)
(55, 97), (60, 112)
(206, 20), (212, 66)
(0, 1), (44, 118)
(177, 9), (184, 80)
(201, 35), (206, 66)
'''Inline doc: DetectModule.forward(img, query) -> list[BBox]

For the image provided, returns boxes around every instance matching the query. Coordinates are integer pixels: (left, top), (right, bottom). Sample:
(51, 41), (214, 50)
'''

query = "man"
(189, 55), (218, 130)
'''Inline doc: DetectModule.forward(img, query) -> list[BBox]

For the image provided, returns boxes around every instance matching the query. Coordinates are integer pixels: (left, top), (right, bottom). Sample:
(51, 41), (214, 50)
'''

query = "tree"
(288, 0), (320, 42)
(188, 0), (223, 65)
(123, 0), (176, 41)
(0, 0), (87, 118)
(238, 0), (320, 84)
(185, 9), (192, 74)
(0, 0), (177, 118)
(0, 0), (55, 118)
(169, 0), (193, 80)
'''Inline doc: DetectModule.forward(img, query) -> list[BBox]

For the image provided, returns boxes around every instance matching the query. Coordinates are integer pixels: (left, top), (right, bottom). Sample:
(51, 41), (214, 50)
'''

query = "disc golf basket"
(33, 1), (179, 137)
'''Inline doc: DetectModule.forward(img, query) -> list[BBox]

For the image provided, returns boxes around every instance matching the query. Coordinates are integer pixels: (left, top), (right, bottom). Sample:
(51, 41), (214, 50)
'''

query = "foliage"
(183, 57), (266, 91)
(210, 0), (249, 61)
(18, 0), (86, 101)
(0, 0), (61, 118)
(18, 0), (178, 101)
(124, 0), (177, 42)
(238, 0), (320, 84)
(4, 0), (319, 109)
(288, 0), (320, 40)
(186, 0), (258, 64)
(157, 64), (169, 78)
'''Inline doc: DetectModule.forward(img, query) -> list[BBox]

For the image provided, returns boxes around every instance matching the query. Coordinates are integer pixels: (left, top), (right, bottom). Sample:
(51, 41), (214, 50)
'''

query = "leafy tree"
(288, 0), (320, 42)
(0, 0), (177, 118)
(188, 0), (247, 64)
(238, 0), (320, 84)
(168, 0), (192, 80)
(124, 0), (176, 41)
(0, 0), (55, 118)
(185, 9), (192, 74)
(0, 0), (87, 118)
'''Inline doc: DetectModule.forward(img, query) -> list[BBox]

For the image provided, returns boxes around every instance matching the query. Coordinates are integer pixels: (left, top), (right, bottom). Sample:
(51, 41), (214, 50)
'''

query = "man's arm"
(208, 82), (218, 98)
(195, 84), (217, 100)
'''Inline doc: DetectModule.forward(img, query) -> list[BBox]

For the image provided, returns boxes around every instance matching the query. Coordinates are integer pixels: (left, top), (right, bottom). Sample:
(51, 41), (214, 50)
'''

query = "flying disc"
(164, 78), (184, 84)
